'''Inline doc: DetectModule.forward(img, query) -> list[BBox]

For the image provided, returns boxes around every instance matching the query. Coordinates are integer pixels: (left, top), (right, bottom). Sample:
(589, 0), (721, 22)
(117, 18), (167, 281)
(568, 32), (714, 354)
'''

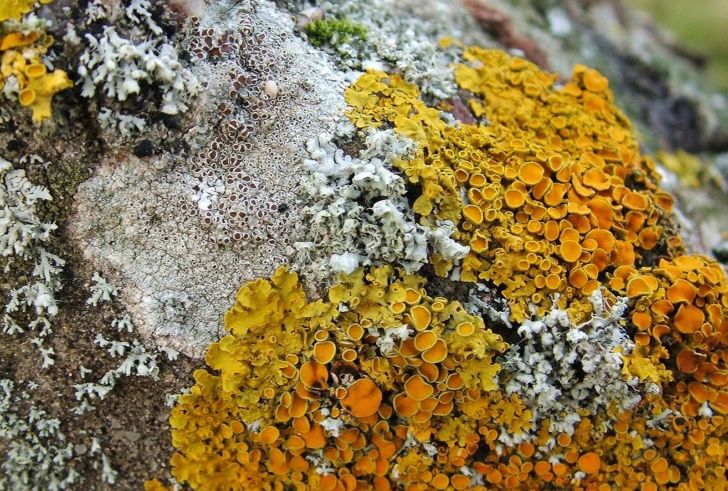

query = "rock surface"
(1, 0), (728, 489)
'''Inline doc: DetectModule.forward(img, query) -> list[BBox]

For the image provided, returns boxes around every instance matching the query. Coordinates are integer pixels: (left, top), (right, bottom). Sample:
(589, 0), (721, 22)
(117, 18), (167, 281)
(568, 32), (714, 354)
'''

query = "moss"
(305, 18), (367, 48)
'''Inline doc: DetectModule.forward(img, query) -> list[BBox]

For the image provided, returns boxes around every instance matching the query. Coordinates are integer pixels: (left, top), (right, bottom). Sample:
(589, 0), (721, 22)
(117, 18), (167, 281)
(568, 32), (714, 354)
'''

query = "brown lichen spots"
(0, 0), (72, 122)
(168, 266), (512, 490)
(345, 49), (673, 323)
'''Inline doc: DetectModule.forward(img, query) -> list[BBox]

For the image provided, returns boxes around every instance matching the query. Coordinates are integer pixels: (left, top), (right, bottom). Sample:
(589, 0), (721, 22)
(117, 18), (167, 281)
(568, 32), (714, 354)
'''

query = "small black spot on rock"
(277, 203), (289, 212)
(163, 115), (181, 130)
(713, 240), (728, 264)
(6, 139), (22, 152)
(133, 139), (155, 158)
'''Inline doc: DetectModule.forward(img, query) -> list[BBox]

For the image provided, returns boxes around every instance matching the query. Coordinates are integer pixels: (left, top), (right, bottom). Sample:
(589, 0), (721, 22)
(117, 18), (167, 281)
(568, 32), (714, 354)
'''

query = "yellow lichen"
(345, 48), (674, 324)
(341, 47), (728, 491)
(168, 266), (510, 490)
(658, 150), (723, 189)
(0, 0), (51, 22)
(156, 44), (728, 491)
(0, 0), (71, 122)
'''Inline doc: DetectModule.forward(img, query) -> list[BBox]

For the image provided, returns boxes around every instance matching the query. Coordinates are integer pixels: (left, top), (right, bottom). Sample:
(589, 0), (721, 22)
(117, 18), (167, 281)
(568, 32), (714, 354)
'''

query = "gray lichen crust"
(0, 379), (79, 490)
(499, 291), (657, 447)
(70, 0), (348, 356)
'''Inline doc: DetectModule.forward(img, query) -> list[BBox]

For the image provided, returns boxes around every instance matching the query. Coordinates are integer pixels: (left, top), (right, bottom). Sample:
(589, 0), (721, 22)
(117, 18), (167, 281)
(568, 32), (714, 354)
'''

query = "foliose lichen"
(0, 0), (72, 122)
(166, 266), (512, 490)
(157, 41), (728, 491)
(77, 2), (199, 116)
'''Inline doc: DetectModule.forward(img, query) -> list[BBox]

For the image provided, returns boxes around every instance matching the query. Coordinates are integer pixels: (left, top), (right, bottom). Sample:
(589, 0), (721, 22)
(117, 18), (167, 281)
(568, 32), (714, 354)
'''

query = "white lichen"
(86, 272), (118, 306)
(99, 454), (117, 485)
(499, 290), (645, 444)
(295, 130), (467, 283)
(0, 157), (56, 261)
(375, 324), (412, 356)
(97, 108), (147, 137)
(320, 417), (345, 437)
(75, 335), (161, 414)
(313, 0), (474, 99)
(0, 379), (80, 490)
(78, 27), (198, 115)
(1, 157), (64, 369)
(111, 314), (134, 333)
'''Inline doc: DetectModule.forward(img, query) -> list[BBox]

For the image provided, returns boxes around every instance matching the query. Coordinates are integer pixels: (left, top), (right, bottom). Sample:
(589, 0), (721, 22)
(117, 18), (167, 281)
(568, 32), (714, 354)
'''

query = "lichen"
(337, 46), (728, 490)
(0, 1), (72, 122)
(302, 0), (483, 99)
(166, 266), (515, 490)
(345, 49), (678, 325)
(70, 0), (349, 356)
(0, 379), (79, 490)
(500, 290), (653, 442)
(1, 155), (64, 369)
(0, 0), (50, 22)
(157, 40), (728, 490)
(78, 26), (198, 115)
(295, 127), (467, 281)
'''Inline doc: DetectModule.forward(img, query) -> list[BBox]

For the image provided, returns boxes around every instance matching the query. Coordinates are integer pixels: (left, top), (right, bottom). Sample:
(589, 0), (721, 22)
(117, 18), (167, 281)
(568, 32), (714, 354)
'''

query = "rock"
(2, 0), (728, 489)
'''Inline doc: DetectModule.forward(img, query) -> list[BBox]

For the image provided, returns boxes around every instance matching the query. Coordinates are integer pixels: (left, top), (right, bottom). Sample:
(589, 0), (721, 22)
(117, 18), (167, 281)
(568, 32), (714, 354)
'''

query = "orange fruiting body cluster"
(615, 255), (728, 416)
(155, 47), (728, 491)
(0, 0), (71, 122)
(345, 48), (677, 323)
(167, 266), (531, 490)
(340, 47), (727, 490)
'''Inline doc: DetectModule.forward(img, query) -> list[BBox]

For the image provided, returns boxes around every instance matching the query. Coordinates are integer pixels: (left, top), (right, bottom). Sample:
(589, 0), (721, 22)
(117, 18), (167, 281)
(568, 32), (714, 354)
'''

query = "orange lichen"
(577, 452), (601, 474)
(410, 304), (432, 330)
(341, 378), (382, 418)
(168, 266), (510, 490)
(517, 162), (545, 185)
(143, 479), (172, 491)
(314, 340), (337, 364)
(159, 43), (728, 491)
(300, 360), (329, 389)
(674, 304), (705, 334)
(345, 48), (673, 323)
(462, 204), (484, 224)
(1, 1), (71, 122)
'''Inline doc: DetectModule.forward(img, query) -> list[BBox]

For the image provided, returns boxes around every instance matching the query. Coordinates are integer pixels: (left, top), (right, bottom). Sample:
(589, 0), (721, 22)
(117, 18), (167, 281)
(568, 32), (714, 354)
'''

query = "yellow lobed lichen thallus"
(345, 47), (678, 325)
(0, 0), (71, 122)
(161, 266), (519, 490)
(150, 48), (728, 491)
(0, 0), (52, 22)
